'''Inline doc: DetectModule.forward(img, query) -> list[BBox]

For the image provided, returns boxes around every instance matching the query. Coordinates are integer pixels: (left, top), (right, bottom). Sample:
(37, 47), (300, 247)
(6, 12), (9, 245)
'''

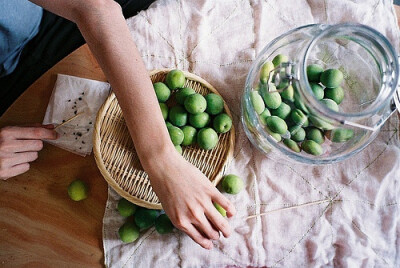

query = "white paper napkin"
(43, 74), (111, 156)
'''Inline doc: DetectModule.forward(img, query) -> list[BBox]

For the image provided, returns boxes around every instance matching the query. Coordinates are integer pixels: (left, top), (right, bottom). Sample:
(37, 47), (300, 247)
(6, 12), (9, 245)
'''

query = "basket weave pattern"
(93, 69), (235, 209)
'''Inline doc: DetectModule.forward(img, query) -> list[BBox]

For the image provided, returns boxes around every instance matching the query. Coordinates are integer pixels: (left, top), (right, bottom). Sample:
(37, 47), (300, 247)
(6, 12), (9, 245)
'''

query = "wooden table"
(0, 46), (107, 267)
(1, 7), (400, 267)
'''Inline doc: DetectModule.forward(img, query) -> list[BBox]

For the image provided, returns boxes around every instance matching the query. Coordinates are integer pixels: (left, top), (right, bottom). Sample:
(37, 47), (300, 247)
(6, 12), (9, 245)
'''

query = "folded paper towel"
(42, 74), (111, 156)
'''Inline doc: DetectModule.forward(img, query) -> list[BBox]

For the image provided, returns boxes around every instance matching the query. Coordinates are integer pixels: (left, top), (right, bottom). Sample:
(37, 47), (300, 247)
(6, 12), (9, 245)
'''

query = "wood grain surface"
(0, 7), (400, 268)
(0, 45), (108, 268)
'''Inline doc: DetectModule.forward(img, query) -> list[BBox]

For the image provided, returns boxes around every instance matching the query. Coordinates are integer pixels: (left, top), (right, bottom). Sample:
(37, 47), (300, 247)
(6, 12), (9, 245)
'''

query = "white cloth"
(103, 0), (400, 267)
(42, 74), (110, 156)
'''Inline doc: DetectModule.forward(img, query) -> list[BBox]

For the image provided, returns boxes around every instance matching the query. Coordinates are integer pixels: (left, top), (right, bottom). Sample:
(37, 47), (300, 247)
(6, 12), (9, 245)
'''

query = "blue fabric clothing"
(0, 0), (43, 77)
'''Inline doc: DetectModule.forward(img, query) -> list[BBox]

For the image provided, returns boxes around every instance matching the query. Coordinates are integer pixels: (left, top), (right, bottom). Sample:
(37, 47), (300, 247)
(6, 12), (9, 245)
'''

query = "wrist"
(137, 135), (176, 172)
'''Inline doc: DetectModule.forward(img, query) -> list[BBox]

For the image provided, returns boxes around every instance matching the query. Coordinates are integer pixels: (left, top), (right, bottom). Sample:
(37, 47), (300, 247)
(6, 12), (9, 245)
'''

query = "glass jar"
(242, 23), (400, 164)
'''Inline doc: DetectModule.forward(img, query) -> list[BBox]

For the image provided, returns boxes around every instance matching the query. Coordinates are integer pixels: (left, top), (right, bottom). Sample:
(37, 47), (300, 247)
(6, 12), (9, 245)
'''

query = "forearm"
(75, 3), (172, 162)
(30, 0), (172, 165)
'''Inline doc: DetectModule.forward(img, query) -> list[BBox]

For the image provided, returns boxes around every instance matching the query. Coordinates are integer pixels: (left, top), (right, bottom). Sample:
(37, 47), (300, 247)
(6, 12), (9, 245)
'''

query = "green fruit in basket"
(166, 121), (173, 128)
(166, 69), (186, 89)
(301, 140), (323, 156)
(205, 93), (224, 115)
(310, 83), (324, 100)
(118, 221), (140, 243)
(189, 112), (210, 128)
(260, 84), (282, 109)
(214, 203), (227, 217)
(330, 128), (354, 142)
(306, 127), (325, 144)
(259, 108), (271, 125)
(291, 109), (308, 126)
(266, 116), (288, 135)
(250, 90), (265, 115)
(68, 179), (88, 201)
(324, 86), (344, 105)
(283, 139), (301, 153)
(320, 69), (344, 88)
(213, 113), (232, 134)
(181, 125), (197, 146)
(159, 103), (168, 120)
(265, 126), (282, 142)
(175, 145), (183, 155)
(289, 126), (306, 142)
(153, 82), (171, 102)
(197, 128), (218, 150)
(169, 106), (188, 127)
(221, 174), (244, 194)
(270, 102), (291, 120)
(309, 115), (334, 131)
(306, 64), (324, 82)
(168, 126), (184, 145)
(260, 61), (275, 83)
(134, 208), (159, 230)
(118, 198), (137, 217)
(281, 85), (294, 102)
(320, 98), (339, 112)
(184, 93), (207, 114)
(175, 87), (196, 105)
(272, 54), (289, 67)
(155, 214), (174, 234)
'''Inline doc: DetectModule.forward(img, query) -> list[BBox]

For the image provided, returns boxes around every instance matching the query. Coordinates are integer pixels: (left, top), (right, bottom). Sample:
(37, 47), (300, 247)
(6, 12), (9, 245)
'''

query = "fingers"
(0, 126), (57, 140)
(0, 163), (30, 180)
(212, 191), (236, 218)
(205, 204), (232, 238)
(0, 152), (38, 168)
(181, 222), (213, 250)
(193, 213), (220, 241)
(0, 140), (43, 153)
(9, 152), (39, 166)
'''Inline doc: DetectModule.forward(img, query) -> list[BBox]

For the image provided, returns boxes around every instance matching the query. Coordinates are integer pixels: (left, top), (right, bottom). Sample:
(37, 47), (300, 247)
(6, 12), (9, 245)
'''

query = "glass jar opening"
(300, 23), (399, 124)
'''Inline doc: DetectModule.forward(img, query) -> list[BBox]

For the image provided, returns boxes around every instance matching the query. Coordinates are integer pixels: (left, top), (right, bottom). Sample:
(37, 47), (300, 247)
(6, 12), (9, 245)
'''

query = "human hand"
(143, 147), (236, 249)
(0, 124), (58, 180)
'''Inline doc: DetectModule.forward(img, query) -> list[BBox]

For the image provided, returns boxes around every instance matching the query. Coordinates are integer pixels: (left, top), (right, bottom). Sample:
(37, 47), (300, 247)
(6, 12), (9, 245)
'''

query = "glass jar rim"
(300, 23), (400, 121)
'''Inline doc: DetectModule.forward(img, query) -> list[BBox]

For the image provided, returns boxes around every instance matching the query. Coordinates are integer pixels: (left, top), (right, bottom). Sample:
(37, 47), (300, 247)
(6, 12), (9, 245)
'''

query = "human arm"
(29, 0), (236, 248)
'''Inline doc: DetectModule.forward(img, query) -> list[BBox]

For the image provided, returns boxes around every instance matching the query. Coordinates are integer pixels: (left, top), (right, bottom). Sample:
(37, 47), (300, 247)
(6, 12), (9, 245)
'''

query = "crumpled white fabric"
(42, 74), (110, 156)
(103, 0), (400, 267)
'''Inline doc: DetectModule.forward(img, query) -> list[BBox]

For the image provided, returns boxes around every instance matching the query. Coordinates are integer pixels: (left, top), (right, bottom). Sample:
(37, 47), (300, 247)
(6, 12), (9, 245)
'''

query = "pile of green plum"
(117, 199), (174, 243)
(155, 69), (233, 153)
(251, 54), (354, 156)
(117, 174), (244, 243)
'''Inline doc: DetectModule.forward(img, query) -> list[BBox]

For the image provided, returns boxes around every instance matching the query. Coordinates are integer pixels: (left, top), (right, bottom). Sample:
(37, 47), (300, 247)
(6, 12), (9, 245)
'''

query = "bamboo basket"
(93, 69), (235, 209)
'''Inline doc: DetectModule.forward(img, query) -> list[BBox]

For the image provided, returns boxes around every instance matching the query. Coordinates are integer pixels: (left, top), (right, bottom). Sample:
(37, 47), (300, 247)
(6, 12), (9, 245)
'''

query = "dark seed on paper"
(89, 122), (92, 124)
(82, 141), (85, 144)
(74, 111), (77, 115)
(68, 99), (71, 102)
(87, 129), (89, 131)
(62, 120), (65, 123)
(75, 137), (77, 140)
(78, 97), (82, 101)
(79, 147), (82, 149)
(74, 101), (77, 104)
(77, 132), (82, 137)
